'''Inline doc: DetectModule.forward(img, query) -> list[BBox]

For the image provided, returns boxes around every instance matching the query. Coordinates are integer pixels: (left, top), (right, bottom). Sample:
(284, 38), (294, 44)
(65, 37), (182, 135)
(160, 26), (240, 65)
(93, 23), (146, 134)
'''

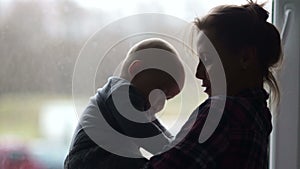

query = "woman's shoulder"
(198, 91), (271, 132)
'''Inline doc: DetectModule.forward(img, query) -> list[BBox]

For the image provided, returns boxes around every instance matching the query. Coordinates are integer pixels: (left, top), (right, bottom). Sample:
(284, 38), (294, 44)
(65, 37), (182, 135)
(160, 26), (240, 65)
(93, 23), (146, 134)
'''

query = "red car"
(0, 142), (44, 169)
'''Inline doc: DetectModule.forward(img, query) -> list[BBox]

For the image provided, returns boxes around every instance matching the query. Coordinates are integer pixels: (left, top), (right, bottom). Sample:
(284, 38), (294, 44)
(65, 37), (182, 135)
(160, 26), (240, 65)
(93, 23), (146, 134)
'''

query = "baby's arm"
(112, 111), (172, 154)
(135, 118), (173, 155)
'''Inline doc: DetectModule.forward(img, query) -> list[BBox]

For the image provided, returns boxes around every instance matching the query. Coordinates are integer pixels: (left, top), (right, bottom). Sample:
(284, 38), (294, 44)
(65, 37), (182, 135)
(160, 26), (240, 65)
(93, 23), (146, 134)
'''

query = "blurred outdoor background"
(0, 0), (271, 168)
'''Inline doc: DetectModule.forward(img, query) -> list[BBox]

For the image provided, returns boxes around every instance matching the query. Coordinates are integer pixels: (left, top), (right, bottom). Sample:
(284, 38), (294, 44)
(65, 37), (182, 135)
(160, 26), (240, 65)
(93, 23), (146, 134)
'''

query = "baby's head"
(120, 38), (185, 110)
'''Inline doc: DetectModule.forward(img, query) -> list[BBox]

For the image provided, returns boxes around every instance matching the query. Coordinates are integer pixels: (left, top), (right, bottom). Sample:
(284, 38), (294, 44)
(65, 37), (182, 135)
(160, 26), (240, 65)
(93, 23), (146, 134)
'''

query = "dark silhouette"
(64, 38), (185, 169)
(143, 1), (282, 169)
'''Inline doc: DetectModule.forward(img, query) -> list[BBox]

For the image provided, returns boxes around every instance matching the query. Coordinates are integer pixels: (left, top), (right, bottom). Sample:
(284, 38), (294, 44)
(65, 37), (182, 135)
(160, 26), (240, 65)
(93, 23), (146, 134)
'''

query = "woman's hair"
(193, 0), (283, 105)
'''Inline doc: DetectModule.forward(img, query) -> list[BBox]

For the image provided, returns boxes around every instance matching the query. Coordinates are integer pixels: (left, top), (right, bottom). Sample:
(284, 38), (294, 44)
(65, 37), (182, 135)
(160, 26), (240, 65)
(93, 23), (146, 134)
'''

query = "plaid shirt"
(143, 88), (272, 169)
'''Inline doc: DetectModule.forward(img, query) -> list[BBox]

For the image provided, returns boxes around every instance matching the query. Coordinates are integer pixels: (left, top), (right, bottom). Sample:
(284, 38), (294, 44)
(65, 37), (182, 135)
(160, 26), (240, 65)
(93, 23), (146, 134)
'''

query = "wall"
(271, 0), (300, 168)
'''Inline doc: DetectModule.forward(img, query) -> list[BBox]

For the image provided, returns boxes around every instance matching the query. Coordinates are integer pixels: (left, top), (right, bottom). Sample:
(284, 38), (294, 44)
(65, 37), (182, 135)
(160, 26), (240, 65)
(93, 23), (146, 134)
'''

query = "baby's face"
(130, 66), (184, 115)
(162, 83), (181, 100)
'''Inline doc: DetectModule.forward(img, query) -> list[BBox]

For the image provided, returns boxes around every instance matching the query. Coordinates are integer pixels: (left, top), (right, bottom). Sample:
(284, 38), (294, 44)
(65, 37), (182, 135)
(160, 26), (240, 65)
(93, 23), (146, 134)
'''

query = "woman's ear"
(128, 60), (143, 77)
(240, 47), (257, 70)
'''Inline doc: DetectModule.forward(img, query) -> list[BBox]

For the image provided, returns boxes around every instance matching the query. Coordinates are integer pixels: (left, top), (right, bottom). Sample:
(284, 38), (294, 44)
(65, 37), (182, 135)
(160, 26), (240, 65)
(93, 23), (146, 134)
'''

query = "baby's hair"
(127, 38), (178, 55)
(193, 0), (283, 105)
(121, 38), (182, 79)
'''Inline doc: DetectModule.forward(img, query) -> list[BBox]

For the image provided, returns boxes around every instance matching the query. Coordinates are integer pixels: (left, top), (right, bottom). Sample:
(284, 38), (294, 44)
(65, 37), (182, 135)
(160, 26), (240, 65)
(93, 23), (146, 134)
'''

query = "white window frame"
(271, 0), (300, 168)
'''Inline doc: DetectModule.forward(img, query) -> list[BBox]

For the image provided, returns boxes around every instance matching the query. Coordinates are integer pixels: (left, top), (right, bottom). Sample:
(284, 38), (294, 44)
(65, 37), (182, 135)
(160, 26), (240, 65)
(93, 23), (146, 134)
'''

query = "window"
(0, 0), (273, 168)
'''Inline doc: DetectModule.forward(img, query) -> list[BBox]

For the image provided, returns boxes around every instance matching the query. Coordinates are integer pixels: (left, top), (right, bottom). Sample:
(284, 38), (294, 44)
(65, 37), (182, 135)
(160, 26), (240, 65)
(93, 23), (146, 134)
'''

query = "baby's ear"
(128, 60), (143, 77)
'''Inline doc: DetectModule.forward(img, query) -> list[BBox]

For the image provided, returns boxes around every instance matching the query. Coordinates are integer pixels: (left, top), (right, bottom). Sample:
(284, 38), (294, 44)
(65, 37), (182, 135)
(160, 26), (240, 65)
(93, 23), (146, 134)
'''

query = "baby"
(64, 38), (185, 169)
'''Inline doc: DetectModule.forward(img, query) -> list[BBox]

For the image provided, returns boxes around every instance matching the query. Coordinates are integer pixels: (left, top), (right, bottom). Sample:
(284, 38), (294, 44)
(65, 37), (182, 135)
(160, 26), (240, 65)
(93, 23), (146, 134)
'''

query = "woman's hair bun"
(243, 0), (269, 21)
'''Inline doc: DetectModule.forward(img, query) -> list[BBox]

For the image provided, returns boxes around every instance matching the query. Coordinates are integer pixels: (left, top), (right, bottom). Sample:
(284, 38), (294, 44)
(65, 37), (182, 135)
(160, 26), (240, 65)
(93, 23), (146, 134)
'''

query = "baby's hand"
(147, 89), (166, 120)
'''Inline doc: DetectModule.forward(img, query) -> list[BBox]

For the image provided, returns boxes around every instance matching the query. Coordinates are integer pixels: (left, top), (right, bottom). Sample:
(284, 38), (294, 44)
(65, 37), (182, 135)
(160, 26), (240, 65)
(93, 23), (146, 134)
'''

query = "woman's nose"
(195, 62), (207, 79)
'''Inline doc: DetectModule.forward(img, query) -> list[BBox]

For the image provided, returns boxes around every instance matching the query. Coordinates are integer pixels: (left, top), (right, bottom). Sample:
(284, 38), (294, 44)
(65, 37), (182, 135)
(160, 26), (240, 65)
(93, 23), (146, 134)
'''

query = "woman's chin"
(204, 87), (211, 97)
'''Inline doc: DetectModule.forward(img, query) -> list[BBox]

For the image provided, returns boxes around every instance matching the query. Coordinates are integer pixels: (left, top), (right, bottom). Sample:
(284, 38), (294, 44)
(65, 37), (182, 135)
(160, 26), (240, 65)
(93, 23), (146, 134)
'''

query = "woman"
(143, 1), (282, 169)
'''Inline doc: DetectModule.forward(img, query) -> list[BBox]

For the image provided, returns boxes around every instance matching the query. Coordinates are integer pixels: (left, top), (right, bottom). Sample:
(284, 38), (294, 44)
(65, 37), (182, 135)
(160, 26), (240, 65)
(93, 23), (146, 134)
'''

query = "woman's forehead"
(196, 32), (215, 53)
(196, 31), (207, 43)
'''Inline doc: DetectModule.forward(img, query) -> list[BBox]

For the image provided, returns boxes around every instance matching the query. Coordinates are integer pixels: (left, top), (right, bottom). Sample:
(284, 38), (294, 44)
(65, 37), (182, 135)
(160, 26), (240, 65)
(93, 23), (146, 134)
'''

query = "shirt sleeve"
(142, 101), (230, 169)
(106, 94), (172, 154)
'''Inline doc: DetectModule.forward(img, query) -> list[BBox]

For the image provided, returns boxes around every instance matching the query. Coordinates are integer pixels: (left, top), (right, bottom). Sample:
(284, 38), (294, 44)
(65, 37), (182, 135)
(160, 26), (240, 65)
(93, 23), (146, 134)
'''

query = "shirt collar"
(235, 88), (269, 101)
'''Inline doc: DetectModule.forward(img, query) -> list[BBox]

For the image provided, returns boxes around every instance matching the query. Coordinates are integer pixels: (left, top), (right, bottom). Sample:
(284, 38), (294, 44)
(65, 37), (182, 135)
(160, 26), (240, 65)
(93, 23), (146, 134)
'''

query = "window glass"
(0, 0), (272, 168)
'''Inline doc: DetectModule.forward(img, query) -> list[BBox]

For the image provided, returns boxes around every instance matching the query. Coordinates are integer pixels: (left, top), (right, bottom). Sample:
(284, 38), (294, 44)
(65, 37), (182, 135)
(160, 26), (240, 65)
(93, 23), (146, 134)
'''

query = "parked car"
(0, 142), (44, 169)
